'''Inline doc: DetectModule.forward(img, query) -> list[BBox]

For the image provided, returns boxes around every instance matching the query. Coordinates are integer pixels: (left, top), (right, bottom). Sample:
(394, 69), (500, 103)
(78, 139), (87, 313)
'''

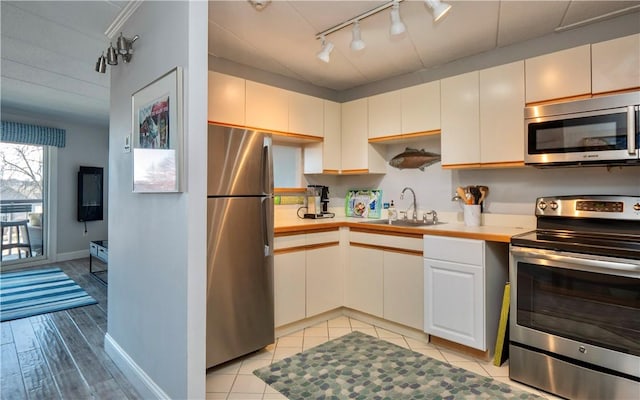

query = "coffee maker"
(304, 185), (333, 218)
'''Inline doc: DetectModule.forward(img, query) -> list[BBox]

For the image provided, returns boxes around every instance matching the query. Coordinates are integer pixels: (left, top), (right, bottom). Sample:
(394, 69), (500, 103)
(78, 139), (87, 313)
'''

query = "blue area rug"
(255, 331), (542, 399)
(0, 267), (97, 322)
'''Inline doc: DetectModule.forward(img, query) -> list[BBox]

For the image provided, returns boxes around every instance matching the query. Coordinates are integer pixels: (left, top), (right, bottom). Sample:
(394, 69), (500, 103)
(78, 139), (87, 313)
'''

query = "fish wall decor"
(389, 147), (441, 171)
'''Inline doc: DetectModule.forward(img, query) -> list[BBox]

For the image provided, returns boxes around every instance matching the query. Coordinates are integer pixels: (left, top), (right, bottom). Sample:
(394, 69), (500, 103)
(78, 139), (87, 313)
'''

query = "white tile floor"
(205, 316), (563, 400)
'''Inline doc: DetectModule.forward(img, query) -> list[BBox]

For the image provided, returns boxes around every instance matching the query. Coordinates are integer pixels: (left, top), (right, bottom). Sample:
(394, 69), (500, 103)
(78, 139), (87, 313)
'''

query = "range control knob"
(538, 201), (547, 210)
(550, 201), (558, 210)
(634, 203), (640, 211)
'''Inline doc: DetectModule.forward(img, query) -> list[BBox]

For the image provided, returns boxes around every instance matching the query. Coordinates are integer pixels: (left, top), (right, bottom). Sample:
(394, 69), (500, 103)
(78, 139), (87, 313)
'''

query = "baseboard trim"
(56, 249), (89, 262)
(104, 333), (170, 400)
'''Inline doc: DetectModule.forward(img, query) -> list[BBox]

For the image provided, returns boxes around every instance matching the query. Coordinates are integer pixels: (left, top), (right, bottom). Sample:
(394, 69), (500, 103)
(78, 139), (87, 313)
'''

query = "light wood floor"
(0, 258), (141, 400)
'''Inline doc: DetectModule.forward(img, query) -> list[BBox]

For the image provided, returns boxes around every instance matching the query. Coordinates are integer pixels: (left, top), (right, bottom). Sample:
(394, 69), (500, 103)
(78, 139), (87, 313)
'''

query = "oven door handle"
(511, 247), (640, 273)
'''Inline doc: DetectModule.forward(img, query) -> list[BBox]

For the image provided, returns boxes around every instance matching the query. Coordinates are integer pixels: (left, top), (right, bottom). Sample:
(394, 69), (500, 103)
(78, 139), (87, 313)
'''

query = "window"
(273, 144), (303, 188)
(0, 142), (47, 263)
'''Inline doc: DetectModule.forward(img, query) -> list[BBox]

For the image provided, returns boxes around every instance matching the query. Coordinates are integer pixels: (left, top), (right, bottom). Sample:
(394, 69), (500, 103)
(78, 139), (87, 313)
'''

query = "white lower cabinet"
(274, 251), (306, 327)
(307, 245), (342, 316)
(274, 230), (342, 327)
(424, 258), (483, 349)
(383, 251), (424, 330)
(346, 245), (384, 317)
(424, 236), (508, 353)
(347, 231), (424, 326)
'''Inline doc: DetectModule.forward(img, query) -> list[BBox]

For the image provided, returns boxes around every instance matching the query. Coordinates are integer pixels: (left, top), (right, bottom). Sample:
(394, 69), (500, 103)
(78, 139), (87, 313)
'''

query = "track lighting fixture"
(350, 21), (366, 51)
(317, 36), (334, 63)
(389, 1), (406, 36)
(94, 32), (139, 73)
(424, 0), (452, 22)
(313, 0), (452, 63)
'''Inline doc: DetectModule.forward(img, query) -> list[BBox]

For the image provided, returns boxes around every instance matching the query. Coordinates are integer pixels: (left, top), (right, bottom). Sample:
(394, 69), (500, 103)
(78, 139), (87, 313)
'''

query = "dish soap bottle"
(388, 200), (397, 222)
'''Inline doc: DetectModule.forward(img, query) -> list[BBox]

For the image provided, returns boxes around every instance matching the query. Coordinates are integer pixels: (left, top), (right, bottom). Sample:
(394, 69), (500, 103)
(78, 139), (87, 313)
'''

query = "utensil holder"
(463, 204), (482, 227)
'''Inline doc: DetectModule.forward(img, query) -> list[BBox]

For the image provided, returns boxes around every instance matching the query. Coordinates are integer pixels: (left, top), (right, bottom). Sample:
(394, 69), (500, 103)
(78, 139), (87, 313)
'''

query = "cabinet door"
(274, 251), (306, 327)
(341, 98), (369, 172)
(306, 245), (343, 317)
(346, 245), (383, 317)
(208, 71), (245, 126)
(525, 45), (591, 104)
(441, 71), (480, 166)
(323, 100), (341, 172)
(592, 33), (640, 94)
(424, 258), (484, 350)
(402, 81), (440, 134)
(289, 91), (324, 137)
(480, 61), (525, 164)
(245, 81), (288, 132)
(368, 90), (402, 139)
(383, 251), (423, 330)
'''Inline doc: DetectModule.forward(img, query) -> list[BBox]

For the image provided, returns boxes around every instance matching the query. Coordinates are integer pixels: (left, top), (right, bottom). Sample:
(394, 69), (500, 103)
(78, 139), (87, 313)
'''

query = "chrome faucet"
(400, 187), (418, 222)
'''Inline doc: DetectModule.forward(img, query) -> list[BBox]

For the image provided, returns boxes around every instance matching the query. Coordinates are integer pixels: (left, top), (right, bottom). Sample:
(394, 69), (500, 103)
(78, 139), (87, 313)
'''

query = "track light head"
(95, 53), (107, 73)
(350, 21), (366, 51)
(389, 1), (406, 36)
(317, 36), (334, 63)
(424, 0), (452, 22)
(106, 43), (118, 65)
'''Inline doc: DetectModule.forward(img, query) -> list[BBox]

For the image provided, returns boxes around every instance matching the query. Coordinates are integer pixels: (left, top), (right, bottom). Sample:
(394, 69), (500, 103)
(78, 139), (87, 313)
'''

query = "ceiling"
(0, 1), (126, 127)
(1, 1), (639, 128)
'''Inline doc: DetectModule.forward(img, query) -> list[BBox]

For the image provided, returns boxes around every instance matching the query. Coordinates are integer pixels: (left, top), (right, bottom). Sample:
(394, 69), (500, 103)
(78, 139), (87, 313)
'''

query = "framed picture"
(132, 67), (183, 192)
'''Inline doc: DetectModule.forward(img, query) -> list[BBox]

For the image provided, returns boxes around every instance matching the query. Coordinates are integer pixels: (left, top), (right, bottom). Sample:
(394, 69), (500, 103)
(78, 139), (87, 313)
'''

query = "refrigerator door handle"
(262, 135), (273, 195)
(262, 197), (273, 257)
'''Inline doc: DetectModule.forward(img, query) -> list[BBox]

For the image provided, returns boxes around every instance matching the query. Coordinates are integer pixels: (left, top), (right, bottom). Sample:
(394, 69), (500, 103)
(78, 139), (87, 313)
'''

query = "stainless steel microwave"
(525, 92), (640, 167)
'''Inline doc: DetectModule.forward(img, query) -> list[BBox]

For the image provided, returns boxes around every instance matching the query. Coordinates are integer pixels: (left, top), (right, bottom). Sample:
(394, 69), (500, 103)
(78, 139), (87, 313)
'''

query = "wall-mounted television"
(77, 166), (104, 222)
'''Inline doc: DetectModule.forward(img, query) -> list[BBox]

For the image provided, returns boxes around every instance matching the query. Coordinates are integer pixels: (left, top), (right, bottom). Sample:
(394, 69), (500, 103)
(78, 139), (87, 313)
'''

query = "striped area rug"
(0, 267), (97, 322)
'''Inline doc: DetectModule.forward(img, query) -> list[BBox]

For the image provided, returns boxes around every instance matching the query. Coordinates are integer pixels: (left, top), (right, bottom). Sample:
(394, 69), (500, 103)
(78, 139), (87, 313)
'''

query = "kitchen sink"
(360, 219), (446, 227)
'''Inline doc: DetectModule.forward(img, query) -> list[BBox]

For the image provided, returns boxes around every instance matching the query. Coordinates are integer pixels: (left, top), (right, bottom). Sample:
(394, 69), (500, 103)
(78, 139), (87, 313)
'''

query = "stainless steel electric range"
(509, 195), (640, 400)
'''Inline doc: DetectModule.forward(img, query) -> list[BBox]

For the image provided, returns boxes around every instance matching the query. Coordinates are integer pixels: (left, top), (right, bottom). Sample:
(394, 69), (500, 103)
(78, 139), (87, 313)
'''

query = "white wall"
(106, 1), (207, 399)
(0, 109), (109, 257)
(306, 137), (640, 217)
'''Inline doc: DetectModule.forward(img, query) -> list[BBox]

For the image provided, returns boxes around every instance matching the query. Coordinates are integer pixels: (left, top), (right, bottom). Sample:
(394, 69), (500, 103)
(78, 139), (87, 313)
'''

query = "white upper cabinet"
(303, 100), (341, 174)
(341, 98), (368, 171)
(288, 91), (324, 137)
(208, 71), (245, 126)
(323, 100), (341, 172)
(341, 98), (386, 173)
(480, 61), (525, 165)
(525, 45), (591, 104)
(441, 71), (480, 166)
(245, 80), (289, 132)
(368, 90), (402, 139)
(402, 81), (441, 134)
(368, 82), (441, 141)
(591, 33), (640, 95)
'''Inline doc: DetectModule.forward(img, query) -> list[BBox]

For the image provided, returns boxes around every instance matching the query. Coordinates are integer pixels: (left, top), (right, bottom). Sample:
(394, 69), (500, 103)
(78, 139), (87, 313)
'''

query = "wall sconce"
(95, 33), (139, 73)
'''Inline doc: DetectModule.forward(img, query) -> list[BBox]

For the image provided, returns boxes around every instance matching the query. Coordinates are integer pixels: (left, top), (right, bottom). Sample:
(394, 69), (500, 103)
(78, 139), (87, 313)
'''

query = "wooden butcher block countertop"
(274, 214), (534, 243)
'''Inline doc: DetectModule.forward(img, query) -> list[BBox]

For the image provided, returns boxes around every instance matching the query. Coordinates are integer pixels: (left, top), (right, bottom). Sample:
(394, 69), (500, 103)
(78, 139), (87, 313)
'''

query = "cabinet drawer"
(90, 243), (98, 257)
(423, 236), (483, 265)
(306, 230), (340, 245)
(350, 231), (422, 252)
(274, 234), (306, 250)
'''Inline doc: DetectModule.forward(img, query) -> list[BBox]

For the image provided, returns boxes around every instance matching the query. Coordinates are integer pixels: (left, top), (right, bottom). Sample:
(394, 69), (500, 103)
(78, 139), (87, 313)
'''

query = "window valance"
(0, 121), (66, 147)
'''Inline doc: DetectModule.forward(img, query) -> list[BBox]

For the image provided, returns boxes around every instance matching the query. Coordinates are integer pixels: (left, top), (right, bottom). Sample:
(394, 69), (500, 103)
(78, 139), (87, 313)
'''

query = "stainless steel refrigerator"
(206, 124), (274, 368)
